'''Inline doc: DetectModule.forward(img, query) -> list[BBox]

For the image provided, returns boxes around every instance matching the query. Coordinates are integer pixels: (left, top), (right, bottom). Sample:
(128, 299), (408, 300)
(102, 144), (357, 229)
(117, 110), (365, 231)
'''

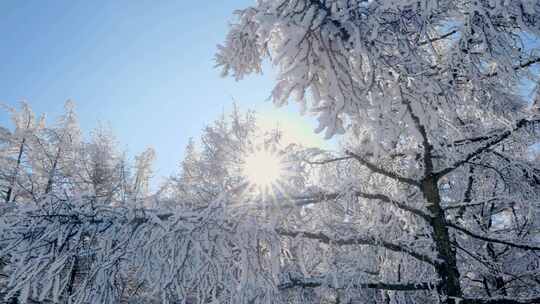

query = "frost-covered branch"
(401, 97), (435, 176)
(485, 56), (540, 77)
(291, 191), (432, 222)
(278, 275), (434, 291)
(436, 119), (540, 179)
(345, 151), (420, 186)
(303, 155), (353, 165)
(460, 296), (540, 304)
(419, 29), (459, 46)
(276, 228), (437, 266)
(448, 222), (540, 251)
(449, 119), (540, 148)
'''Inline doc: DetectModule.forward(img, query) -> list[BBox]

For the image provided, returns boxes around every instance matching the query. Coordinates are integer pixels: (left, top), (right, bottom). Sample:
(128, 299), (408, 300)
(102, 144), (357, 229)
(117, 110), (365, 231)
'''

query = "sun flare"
(242, 149), (284, 188)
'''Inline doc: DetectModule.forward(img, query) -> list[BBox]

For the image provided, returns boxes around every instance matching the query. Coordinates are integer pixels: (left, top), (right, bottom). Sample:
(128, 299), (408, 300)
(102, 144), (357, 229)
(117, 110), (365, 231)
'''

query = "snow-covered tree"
(0, 102), (45, 204)
(0, 103), (157, 303)
(132, 147), (156, 204)
(24, 101), (82, 198)
(2, 1), (540, 304)
(168, 106), (287, 209)
(215, 1), (540, 303)
(77, 124), (125, 203)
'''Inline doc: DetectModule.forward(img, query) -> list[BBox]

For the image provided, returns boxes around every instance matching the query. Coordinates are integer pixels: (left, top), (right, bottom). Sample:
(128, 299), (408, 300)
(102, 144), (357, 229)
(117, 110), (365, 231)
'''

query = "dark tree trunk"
(5, 138), (25, 203)
(423, 175), (463, 303)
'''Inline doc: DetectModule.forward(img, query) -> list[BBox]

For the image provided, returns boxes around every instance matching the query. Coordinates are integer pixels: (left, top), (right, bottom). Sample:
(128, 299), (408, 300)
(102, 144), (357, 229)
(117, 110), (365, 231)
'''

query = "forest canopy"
(2, 1), (540, 304)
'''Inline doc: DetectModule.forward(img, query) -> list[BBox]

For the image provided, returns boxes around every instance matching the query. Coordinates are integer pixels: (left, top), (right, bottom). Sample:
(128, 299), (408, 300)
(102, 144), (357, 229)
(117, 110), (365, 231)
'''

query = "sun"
(242, 148), (285, 189)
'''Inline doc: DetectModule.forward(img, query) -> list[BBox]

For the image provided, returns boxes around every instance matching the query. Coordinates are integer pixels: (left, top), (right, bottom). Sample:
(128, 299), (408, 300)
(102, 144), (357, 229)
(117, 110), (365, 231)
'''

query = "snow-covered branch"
(345, 151), (420, 186)
(448, 222), (540, 252)
(276, 228), (437, 266)
(278, 274), (434, 291)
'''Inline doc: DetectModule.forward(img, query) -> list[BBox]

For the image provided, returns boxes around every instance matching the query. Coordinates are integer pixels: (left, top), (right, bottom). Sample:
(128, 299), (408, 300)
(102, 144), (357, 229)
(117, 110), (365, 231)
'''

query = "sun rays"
(242, 149), (285, 188)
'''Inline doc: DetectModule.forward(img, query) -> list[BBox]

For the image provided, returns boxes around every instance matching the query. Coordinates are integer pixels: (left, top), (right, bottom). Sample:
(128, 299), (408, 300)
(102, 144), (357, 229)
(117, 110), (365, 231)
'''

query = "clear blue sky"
(0, 1), (328, 180)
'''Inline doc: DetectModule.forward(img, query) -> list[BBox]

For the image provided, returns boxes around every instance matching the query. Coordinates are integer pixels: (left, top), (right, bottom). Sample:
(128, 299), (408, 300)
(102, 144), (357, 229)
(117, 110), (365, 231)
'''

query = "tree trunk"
(44, 146), (62, 195)
(423, 175), (463, 302)
(5, 138), (25, 203)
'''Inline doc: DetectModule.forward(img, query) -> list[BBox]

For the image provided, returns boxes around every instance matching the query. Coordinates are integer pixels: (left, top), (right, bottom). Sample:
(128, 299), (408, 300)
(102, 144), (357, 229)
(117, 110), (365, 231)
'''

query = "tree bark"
(422, 175), (463, 302)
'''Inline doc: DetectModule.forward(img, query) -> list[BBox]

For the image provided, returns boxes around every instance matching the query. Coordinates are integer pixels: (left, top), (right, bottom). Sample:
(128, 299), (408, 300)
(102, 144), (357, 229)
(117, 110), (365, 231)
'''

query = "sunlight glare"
(242, 149), (284, 188)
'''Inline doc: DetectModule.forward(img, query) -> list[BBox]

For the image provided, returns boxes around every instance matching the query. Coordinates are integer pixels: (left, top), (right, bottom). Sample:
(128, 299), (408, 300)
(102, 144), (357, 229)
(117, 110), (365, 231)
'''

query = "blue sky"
(0, 1), (328, 180)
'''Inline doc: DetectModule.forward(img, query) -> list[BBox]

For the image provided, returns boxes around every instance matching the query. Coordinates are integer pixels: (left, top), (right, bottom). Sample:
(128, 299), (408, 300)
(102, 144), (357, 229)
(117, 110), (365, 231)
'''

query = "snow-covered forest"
(2, 1), (540, 303)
